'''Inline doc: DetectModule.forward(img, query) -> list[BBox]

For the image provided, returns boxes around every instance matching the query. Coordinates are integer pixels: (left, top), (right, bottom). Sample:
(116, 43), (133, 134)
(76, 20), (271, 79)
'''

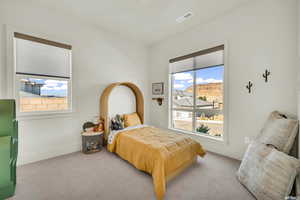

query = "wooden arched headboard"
(100, 82), (144, 140)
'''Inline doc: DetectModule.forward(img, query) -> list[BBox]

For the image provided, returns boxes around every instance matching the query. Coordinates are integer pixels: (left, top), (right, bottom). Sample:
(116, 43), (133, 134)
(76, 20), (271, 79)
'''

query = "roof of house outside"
(173, 90), (192, 97)
(21, 79), (44, 86)
(173, 98), (213, 108)
(173, 90), (214, 108)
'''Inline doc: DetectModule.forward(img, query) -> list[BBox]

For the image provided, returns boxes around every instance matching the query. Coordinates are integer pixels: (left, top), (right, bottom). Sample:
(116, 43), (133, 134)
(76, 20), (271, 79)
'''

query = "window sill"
(168, 127), (224, 143)
(16, 110), (75, 121)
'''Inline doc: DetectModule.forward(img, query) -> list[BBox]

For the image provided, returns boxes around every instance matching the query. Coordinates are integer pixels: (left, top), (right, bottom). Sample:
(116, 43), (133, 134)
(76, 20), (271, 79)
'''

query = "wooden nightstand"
(81, 131), (103, 154)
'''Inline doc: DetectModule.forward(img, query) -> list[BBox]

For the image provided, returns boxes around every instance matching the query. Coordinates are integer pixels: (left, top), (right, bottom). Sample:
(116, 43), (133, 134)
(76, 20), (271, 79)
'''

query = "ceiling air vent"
(176, 12), (193, 23)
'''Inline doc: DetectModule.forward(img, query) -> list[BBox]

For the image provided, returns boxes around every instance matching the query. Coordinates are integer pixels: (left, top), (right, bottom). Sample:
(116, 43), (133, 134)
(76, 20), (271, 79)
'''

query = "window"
(14, 32), (72, 114)
(170, 45), (225, 139)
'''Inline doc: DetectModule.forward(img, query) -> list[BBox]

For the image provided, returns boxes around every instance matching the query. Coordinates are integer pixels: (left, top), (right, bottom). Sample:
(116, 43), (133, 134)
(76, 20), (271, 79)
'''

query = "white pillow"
(257, 111), (298, 154)
(237, 141), (300, 200)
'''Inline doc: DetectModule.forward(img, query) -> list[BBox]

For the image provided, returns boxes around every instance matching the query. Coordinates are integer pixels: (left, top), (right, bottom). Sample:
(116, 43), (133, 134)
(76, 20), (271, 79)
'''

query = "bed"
(100, 82), (206, 200)
(107, 125), (205, 199)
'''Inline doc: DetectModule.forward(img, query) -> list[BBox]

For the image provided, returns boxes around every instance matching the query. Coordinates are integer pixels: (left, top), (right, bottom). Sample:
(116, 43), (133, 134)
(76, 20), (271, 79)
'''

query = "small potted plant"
(82, 121), (96, 132)
(196, 124), (210, 134)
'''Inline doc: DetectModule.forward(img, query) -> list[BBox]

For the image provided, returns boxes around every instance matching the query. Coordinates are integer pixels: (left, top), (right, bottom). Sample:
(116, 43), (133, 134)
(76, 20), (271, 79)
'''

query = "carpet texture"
(9, 150), (254, 200)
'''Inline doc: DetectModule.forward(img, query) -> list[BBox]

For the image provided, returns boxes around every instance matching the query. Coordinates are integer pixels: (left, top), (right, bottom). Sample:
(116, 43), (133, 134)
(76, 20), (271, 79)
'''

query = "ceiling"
(28, 0), (251, 45)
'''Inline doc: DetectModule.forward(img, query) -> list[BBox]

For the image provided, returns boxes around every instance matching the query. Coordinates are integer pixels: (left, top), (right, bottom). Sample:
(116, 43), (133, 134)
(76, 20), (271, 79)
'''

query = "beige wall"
(149, 0), (298, 160)
(0, 0), (149, 165)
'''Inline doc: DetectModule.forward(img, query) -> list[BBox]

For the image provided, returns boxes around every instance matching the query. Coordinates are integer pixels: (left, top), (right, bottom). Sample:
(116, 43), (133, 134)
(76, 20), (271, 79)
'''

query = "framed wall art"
(152, 82), (164, 95)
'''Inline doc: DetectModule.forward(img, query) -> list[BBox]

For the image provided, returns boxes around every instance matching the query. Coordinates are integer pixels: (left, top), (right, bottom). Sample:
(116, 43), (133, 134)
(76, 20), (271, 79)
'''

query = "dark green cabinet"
(0, 99), (18, 199)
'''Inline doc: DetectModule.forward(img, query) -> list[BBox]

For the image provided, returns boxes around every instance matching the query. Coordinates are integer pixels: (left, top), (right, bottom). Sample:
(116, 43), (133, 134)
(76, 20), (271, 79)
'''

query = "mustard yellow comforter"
(107, 127), (205, 200)
(107, 126), (206, 200)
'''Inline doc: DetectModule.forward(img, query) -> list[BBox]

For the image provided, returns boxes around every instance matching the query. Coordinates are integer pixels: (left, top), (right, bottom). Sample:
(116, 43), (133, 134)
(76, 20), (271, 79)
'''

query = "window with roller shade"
(169, 45), (224, 138)
(14, 33), (72, 113)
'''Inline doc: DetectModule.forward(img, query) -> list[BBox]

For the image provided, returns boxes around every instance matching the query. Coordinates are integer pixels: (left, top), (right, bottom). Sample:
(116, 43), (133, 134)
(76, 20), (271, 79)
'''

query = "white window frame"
(168, 44), (229, 143)
(5, 25), (73, 119)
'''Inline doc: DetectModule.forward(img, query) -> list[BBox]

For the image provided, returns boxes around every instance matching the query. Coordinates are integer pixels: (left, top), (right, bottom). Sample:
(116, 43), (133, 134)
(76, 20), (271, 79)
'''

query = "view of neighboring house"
(19, 79), (68, 112)
(172, 82), (223, 137)
(20, 79), (44, 96)
(174, 82), (223, 110)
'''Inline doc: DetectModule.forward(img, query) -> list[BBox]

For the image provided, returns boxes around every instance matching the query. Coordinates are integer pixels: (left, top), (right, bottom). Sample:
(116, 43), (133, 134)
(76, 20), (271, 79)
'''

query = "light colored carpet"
(10, 150), (254, 200)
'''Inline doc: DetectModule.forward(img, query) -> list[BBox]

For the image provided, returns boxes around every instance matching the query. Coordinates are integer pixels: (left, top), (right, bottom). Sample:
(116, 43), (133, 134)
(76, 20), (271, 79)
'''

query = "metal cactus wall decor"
(246, 81), (253, 93)
(262, 69), (270, 82)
